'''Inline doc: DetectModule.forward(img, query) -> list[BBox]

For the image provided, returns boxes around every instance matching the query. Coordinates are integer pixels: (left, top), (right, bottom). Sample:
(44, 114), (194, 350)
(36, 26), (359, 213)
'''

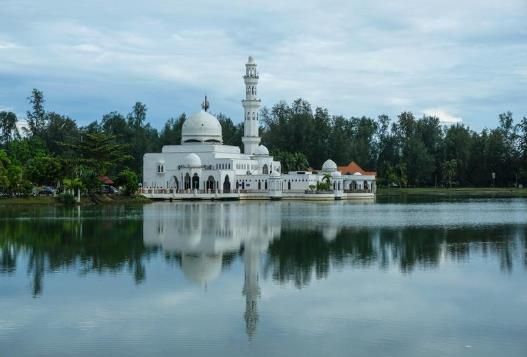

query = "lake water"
(1, 199), (526, 356)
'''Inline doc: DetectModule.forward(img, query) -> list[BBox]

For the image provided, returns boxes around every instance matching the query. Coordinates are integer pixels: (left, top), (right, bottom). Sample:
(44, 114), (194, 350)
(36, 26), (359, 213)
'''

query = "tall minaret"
(242, 56), (261, 155)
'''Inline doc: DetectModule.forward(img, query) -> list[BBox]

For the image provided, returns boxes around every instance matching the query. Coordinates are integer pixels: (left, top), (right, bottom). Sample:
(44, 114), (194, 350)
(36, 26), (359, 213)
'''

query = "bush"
(56, 192), (76, 205)
(116, 169), (139, 196)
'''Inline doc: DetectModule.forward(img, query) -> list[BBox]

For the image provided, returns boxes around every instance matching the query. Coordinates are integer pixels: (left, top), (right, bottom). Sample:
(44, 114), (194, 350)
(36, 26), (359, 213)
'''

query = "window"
(157, 164), (164, 173)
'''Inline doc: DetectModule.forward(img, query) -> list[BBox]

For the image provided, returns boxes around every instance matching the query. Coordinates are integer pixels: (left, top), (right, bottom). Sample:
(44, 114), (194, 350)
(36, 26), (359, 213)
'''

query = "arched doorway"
(223, 175), (231, 193)
(288, 181), (291, 190)
(265, 180), (268, 190)
(184, 173), (191, 190)
(206, 176), (215, 191)
(258, 180), (261, 190)
(192, 173), (200, 190)
(242, 182), (245, 190)
(173, 176), (179, 192)
(262, 164), (268, 174)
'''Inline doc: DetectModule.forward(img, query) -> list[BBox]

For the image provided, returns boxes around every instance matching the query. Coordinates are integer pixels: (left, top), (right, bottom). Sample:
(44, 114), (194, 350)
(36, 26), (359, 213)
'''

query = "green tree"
(442, 159), (457, 188)
(64, 132), (132, 176)
(159, 114), (185, 146)
(26, 89), (47, 138)
(0, 111), (19, 146)
(44, 112), (79, 155)
(444, 124), (472, 185)
(116, 169), (139, 196)
(25, 155), (62, 186)
(0, 150), (10, 191)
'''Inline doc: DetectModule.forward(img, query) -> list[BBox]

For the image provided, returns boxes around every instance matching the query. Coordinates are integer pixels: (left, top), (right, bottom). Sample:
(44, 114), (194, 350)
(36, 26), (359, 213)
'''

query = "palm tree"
(63, 177), (83, 202)
(316, 173), (332, 191)
(442, 159), (457, 188)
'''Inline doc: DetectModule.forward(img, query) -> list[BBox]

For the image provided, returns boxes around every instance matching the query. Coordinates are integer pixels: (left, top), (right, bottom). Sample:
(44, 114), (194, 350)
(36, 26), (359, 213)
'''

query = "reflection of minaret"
(242, 242), (261, 338)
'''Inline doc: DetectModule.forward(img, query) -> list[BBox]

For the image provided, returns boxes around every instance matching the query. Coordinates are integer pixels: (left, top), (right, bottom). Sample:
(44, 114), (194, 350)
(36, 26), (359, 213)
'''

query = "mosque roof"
(183, 153), (202, 167)
(182, 110), (223, 144)
(321, 159), (338, 172)
(255, 145), (269, 156)
(337, 161), (376, 176)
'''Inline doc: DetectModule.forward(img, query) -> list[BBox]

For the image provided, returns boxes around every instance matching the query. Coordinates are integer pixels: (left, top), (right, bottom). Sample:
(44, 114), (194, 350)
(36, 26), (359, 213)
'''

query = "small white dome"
(332, 171), (342, 177)
(322, 159), (337, 172)
(157, 159), (165, 164)
(255, 145), (269, 156)
(182, 111), (222, 144)
(270, 171), (280, 177)
(183, 153), (202, 168)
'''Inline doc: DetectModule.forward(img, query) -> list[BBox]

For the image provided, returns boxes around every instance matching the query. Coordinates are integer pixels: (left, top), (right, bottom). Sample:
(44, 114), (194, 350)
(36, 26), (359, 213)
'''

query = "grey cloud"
(0, 0), (525, 129)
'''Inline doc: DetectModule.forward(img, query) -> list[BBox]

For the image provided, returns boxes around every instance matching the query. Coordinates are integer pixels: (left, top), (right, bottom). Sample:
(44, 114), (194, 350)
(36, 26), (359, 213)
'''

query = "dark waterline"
(1, 199), (526, 356)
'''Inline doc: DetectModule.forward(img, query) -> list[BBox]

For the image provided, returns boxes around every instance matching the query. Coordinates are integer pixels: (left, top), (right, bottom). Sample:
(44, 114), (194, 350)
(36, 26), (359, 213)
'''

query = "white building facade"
(142, 57), (376, 200)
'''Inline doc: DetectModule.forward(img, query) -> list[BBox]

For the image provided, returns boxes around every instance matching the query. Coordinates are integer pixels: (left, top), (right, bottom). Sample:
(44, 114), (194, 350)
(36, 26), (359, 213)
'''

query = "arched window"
(262, 164), (268, 175)
(184, 173), (191, 190)
(288, 181), (291, 190)
(192, 173), (200, 190)
(206, 176), (215, 191)
(223, 175), (231, 193)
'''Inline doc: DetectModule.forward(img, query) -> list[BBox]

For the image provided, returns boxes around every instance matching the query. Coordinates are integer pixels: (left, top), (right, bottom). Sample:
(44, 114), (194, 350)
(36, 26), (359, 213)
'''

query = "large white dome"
(182, 111), (223, 144)
(322, 159), (337, 172)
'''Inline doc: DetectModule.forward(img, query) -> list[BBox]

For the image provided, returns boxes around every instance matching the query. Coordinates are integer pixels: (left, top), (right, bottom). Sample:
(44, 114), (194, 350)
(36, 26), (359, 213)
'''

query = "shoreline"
(377, 187), (527, 198)
(1, 188), (526, 206)
(0, 195), (152, 206)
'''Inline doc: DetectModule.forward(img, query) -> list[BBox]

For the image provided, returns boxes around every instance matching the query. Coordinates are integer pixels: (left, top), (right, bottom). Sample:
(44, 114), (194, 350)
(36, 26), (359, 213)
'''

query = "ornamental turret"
(242, 56), (261, 155)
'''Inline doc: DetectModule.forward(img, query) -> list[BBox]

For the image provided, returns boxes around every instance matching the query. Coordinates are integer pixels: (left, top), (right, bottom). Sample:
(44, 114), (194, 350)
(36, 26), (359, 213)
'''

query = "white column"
(242, 56), (261, 155)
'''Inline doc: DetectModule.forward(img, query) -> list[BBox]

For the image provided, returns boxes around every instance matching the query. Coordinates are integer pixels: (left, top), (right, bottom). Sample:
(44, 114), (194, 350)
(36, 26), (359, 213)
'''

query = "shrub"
(56, 192), (76, 205)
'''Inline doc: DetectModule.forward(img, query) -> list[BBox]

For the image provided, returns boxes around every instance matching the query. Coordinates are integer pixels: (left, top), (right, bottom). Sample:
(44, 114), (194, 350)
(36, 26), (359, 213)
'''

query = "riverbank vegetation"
(1, 90), (526, 199)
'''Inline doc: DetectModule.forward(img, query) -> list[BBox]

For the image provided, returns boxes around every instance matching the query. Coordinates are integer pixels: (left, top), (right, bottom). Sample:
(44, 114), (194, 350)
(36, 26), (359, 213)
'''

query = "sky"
(0, 0), (526, 131)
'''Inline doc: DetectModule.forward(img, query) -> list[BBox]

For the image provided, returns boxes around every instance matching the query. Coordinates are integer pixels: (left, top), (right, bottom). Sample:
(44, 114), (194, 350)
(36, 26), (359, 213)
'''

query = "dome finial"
(201, 95), (210, 112)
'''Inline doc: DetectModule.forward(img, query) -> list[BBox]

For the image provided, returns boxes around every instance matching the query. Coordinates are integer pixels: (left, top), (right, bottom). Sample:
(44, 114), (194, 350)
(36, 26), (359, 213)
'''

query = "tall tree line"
(1, 90), (526, 193)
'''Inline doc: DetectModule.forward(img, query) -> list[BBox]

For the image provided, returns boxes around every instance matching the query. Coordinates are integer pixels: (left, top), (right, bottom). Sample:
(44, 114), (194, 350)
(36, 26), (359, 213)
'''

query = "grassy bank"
(0, 194), (152, 206)
(377, 187), (527, 198)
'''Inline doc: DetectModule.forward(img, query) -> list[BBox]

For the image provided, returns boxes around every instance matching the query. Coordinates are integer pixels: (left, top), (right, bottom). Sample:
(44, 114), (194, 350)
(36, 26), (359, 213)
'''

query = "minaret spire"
(201, 95), (210, 112)
(241, 56), (261, 155)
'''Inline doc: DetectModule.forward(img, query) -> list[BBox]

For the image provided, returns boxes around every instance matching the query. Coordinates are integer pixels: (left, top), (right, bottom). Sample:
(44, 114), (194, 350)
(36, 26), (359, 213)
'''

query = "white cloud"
(423, 108), (463, 125)
(0, 0), (525, 128)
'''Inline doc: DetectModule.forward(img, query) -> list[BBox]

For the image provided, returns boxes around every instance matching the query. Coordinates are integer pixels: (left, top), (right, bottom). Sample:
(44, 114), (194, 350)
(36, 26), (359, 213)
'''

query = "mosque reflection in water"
(1, 202), (526, 338)
(143, 202), (282, 337)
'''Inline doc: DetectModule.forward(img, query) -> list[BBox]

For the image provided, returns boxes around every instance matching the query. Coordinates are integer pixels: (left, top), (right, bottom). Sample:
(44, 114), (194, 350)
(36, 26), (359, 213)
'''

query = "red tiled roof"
(337, 161), (376, 176)
(98, 176), (114, 185)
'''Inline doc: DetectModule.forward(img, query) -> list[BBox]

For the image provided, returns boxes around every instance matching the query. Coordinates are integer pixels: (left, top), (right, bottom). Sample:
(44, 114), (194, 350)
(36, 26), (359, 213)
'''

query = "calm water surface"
(1, 199), (526, 356)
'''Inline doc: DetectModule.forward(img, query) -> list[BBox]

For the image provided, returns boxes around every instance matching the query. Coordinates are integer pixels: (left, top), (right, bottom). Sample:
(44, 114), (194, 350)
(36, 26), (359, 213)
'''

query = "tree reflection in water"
(264, 225), (525, 288)
(0, 206), (154, 296)
(0, 203), (525, 296)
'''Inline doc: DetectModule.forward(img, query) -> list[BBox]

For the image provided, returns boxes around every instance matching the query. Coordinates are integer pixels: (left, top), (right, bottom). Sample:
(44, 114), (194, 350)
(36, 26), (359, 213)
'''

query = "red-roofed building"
(337, 161), (376, 177)
(334, 161), (377, 193)
(97, 176), (114, 185)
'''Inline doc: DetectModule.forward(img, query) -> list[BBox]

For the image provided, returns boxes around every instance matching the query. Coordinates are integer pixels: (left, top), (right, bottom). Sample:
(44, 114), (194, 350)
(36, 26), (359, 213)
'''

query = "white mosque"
(142, 57), (376, 200)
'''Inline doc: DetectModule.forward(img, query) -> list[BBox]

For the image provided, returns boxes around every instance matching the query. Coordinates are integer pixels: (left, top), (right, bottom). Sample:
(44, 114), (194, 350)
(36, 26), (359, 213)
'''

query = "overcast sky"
(0, 0), (525, 130)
